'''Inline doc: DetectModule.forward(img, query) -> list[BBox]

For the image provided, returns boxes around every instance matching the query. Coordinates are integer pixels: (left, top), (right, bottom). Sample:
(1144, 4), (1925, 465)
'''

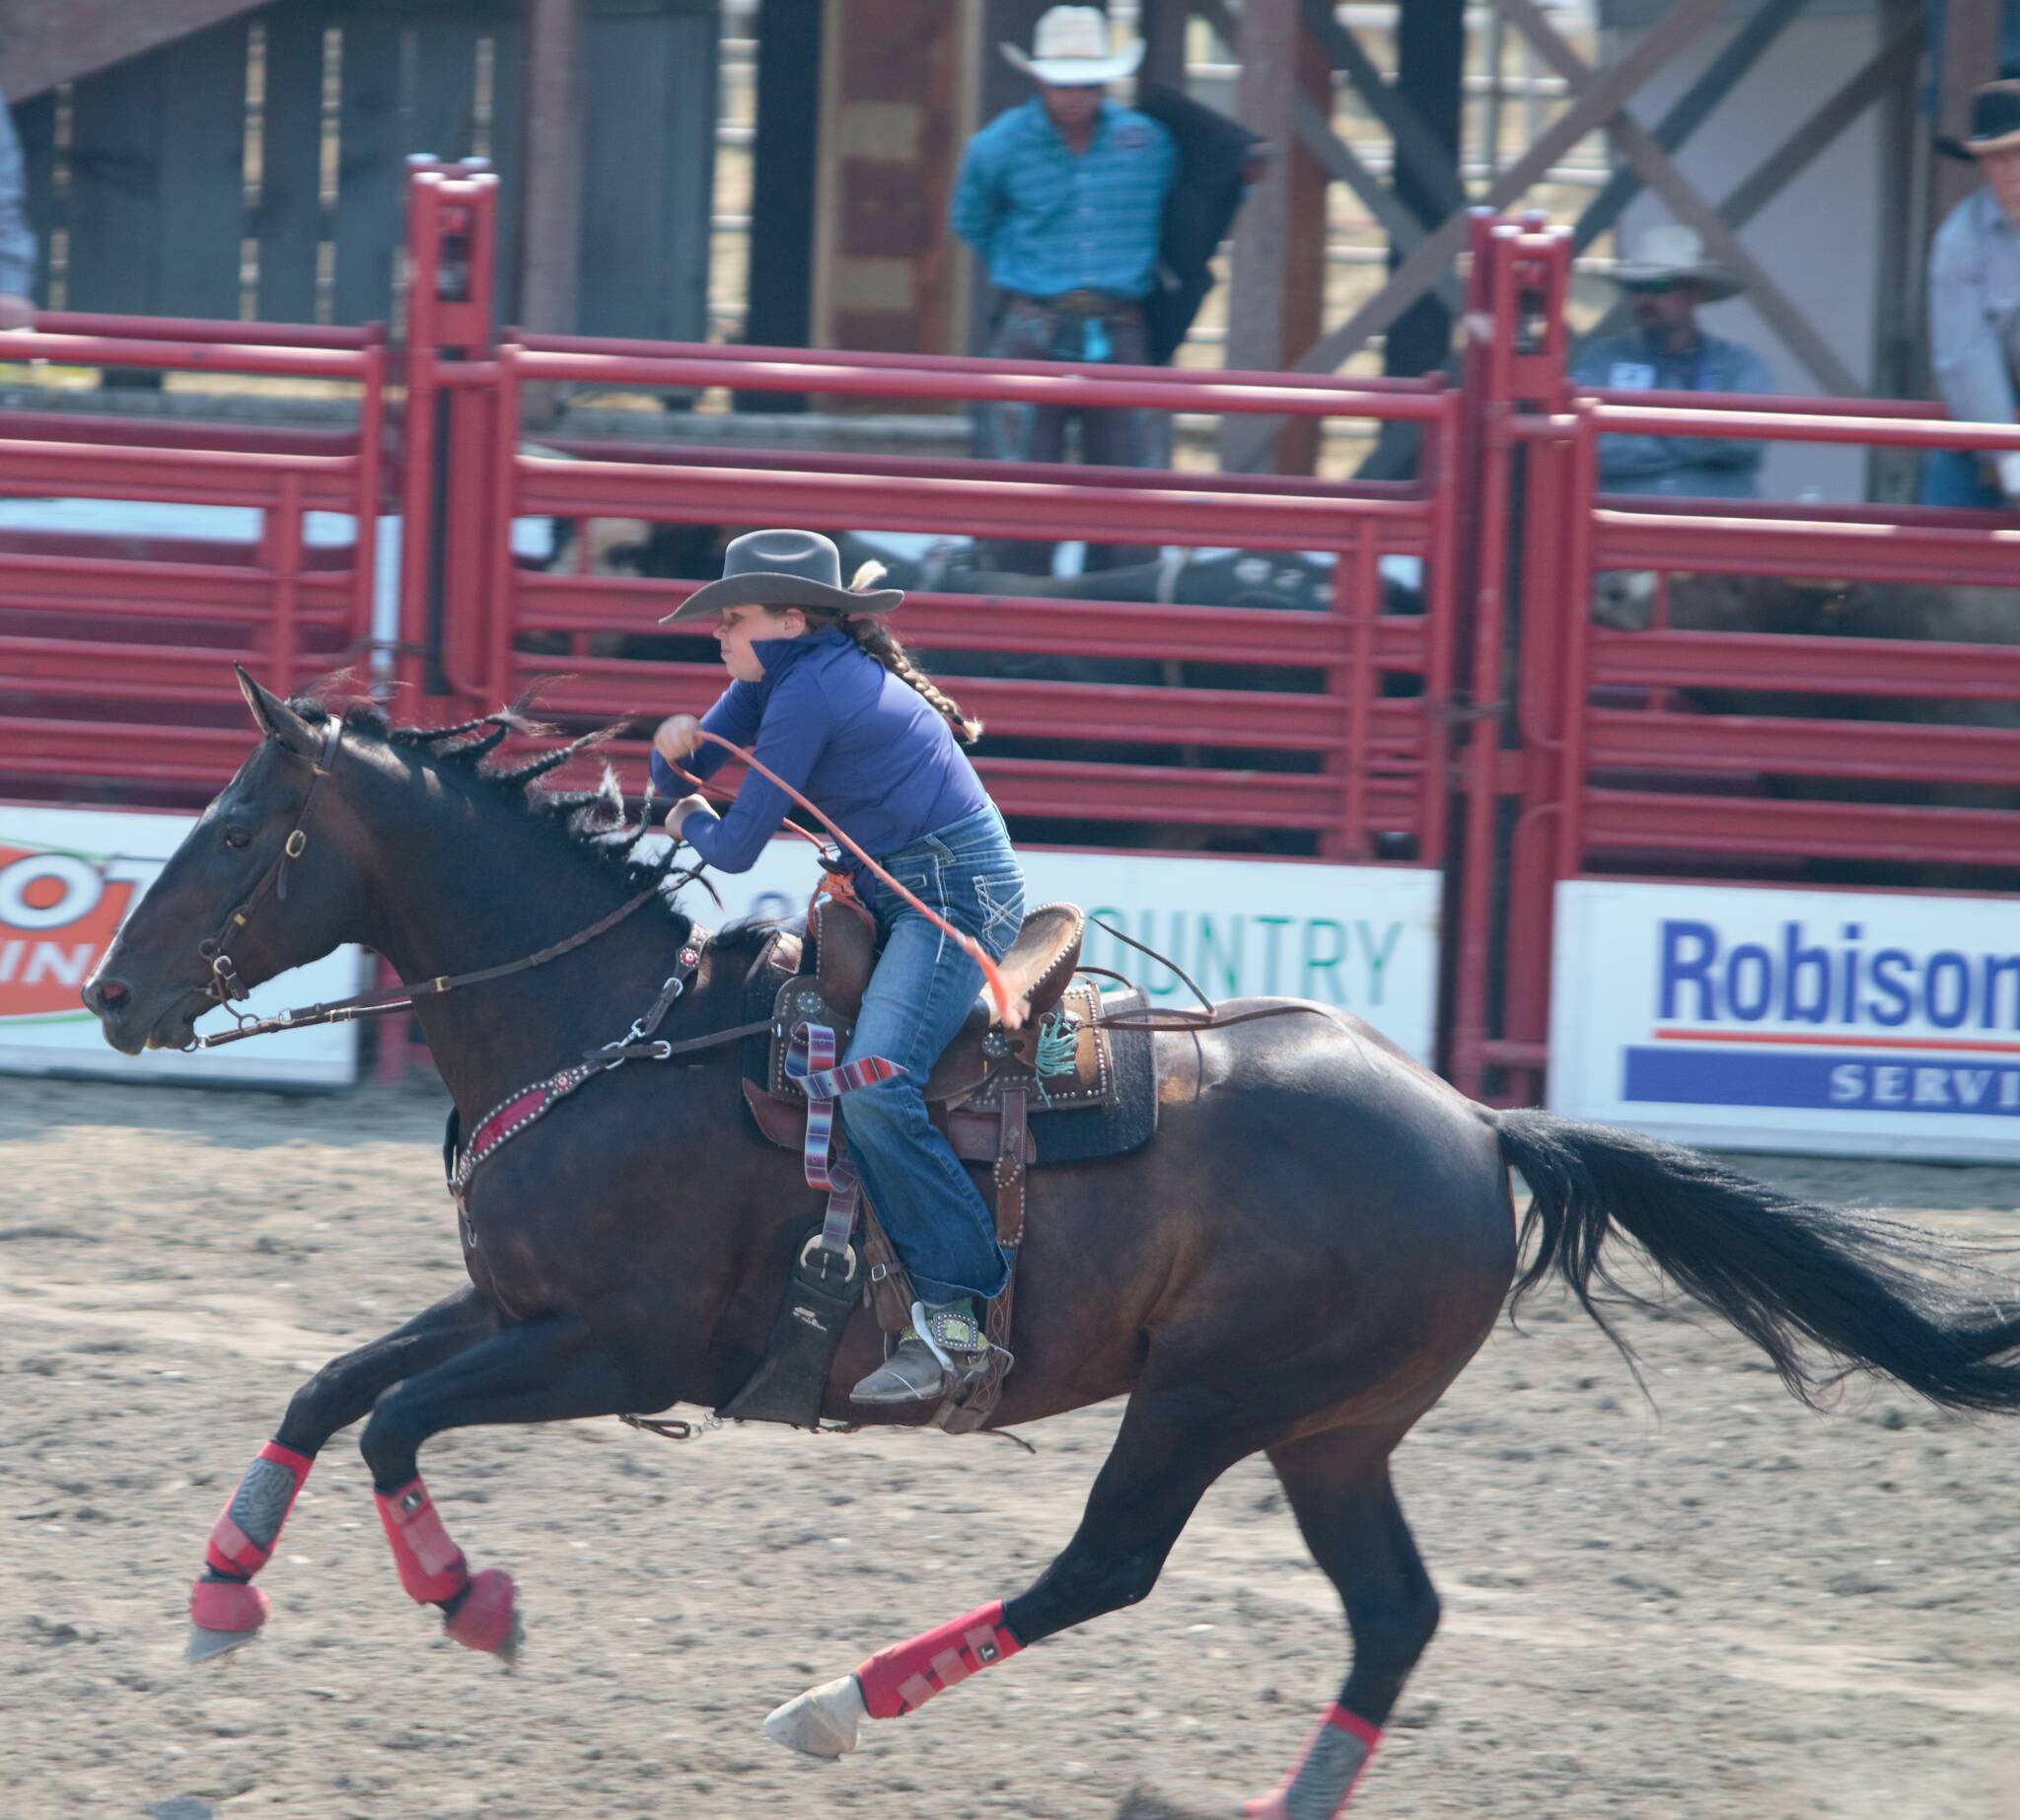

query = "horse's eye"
(222, 828), (252, 850)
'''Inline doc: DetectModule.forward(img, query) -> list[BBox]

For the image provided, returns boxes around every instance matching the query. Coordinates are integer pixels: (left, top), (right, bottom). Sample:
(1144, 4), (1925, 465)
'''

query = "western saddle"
(735, 893), (1115, 1432)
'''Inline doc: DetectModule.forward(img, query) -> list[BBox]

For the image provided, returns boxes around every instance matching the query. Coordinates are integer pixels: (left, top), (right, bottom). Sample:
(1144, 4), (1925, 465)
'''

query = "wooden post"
(520, 0), (584, 337)
(743, 0), (825, 404)
(1140, 0), (1189, 90)
(1218, 0), (1297, 467)
(1933, 0), (1999, 226)
(1870, 0), (1924, 501)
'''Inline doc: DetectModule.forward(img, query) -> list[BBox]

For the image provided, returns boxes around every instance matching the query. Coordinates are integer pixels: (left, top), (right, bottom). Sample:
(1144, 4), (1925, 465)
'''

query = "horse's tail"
(1488, 1107), (2020, 1412)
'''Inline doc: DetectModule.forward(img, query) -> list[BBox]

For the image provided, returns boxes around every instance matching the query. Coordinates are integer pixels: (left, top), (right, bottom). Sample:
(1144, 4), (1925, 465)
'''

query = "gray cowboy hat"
(1605, 223), (1743, 304)
(657, 528), (903, 624)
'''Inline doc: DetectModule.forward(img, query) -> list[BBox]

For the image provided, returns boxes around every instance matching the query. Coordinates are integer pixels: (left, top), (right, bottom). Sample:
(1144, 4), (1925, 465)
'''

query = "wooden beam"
(1298, 0), (1466, 223)
(1870, 0), (1925, 496)
(1933, 0), (2000, 225)
(0, 0), (270, 100)
(1502, 0), (1860, 397)
(1274, 0), (1729, 379)
(520, 0), (585, 341)
(1570, 0), (1813, 255)
(1220, 0), (1299, 457)
(1139, 0), (1189, 90)
(1291, 97), (1462, 311)
(1575, 16), (1923, 353)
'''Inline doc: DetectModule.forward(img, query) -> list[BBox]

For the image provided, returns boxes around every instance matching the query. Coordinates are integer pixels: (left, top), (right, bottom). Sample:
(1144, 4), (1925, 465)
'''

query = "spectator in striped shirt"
(953, 6), (1175, 568)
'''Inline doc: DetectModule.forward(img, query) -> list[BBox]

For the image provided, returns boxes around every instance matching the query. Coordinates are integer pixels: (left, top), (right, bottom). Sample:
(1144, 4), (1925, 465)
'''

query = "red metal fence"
(4, 172), (2020, 1102)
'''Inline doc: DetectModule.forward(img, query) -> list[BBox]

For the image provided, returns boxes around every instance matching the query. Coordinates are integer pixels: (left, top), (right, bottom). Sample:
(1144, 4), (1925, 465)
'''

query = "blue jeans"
(838, 803), (1025, 1304)
(1919, 450), (2005, 509)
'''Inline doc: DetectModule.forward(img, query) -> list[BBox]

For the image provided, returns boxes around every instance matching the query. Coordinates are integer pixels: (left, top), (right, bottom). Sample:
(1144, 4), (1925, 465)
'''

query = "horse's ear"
(234, 665), (322, 759)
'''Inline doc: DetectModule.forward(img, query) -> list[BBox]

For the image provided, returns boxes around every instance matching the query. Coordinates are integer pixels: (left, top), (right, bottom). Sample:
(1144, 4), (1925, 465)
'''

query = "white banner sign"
(0, 805), (365, 1088)
(1549, 879), (2020, 1162)
(708, 843), (1442, 1063)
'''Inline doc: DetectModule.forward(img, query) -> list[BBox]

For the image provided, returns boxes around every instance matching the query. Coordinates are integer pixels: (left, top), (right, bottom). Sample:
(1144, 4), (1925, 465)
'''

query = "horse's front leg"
(356, 1309), (632, 1665)
(190, 1285), (501, 1661)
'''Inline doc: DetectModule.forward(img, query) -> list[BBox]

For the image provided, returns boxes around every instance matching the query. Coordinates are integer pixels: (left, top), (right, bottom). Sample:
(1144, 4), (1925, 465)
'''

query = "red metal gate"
(6, 168), (2020, 1102)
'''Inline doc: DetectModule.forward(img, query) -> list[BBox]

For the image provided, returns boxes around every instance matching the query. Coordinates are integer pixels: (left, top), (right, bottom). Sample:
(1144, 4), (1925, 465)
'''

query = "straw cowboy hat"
(658, 528), (902, 624)
(1606, 223), (1744, 302)
(1939, 78), (2020, 161)
(1000, 5), (1143, 86)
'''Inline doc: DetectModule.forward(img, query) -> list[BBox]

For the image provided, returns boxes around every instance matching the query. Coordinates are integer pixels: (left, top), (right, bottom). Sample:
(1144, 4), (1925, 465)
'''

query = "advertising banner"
(1549, 879), (2020, 1161)
(711, 844), (1442, 1064)
(0, 805), (365, 1088)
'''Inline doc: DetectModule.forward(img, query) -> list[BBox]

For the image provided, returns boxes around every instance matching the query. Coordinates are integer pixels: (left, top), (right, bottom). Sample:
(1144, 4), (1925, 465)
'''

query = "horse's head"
(82, 668), (369, 1054)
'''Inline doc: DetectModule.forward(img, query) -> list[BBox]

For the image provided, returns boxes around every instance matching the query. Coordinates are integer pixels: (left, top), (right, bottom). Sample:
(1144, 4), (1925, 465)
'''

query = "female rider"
(649, 529), (1026, 1405)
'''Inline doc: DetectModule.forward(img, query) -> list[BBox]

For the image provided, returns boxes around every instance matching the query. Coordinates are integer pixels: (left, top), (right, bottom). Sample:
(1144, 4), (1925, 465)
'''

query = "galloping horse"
(81, 674), (2020, 1817)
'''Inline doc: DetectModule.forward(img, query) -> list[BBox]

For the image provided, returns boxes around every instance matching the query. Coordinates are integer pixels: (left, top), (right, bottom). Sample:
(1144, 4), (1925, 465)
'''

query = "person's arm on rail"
(1688, 342), (1774, 473)
(1569, 339), (1685, 482)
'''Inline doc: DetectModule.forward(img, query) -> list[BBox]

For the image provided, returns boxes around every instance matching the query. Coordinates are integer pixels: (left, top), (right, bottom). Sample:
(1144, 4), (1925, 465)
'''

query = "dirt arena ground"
(7, 1076), (2020, 1820)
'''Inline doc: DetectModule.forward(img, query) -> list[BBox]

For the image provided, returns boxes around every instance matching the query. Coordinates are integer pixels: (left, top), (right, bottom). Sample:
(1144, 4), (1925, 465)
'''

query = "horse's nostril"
(92, 977), (130, 1011)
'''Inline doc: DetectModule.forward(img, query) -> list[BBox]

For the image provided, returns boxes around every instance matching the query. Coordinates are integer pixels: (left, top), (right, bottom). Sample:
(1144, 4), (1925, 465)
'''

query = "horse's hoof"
(763, 1674), (866, 1760)
(444, 1568), (520, 1667)
(186, 1575), (268, 1663)
(185, 1623), (261, 1664)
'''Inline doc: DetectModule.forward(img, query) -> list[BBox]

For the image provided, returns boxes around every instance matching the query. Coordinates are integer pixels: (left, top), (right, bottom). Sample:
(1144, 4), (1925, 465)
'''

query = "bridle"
(193, 714), (347, 1040)
(186, 715), (693, 1051)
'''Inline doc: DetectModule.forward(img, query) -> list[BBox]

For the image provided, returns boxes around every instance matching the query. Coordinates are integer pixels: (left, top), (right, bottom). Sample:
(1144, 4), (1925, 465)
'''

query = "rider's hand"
(653, 714), (703, 767)
(665, 794), (711, 840)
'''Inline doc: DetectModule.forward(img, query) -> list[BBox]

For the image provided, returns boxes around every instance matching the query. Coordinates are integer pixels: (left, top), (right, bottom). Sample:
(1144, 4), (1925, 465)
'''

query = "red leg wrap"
(854, 1600), (1022, 1719)
(201, 1441), (314, 1579)
(374, 1475), (471, 1606)
(1242, 1704), (1383, 1820)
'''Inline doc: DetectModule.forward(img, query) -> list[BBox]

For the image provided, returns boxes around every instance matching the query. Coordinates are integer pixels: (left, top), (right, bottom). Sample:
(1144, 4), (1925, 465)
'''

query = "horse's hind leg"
(188, 1285), (500, 1661)
(1241, 1424), (1438, 1819)
(356, 1309), (632, 1664)
(764, 1384), (1247, 1759)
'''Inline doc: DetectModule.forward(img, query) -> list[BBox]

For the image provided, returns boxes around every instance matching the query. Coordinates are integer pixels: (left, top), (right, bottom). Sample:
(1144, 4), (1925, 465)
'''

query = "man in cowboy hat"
(1568, 222), (1774, 498)
(1924, 78), (2020, 508)
(952, 5), (1175, 568)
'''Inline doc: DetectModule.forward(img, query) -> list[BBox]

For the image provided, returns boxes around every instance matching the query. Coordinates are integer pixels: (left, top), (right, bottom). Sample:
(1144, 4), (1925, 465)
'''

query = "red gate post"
(396, 162), (500, 711)
(1445, 213), (1571, 1102)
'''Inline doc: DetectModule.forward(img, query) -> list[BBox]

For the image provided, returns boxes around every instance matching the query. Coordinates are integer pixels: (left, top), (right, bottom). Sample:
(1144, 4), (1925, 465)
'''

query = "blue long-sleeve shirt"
(650, 627), (992, 876)
(951, 98), (1175, 302)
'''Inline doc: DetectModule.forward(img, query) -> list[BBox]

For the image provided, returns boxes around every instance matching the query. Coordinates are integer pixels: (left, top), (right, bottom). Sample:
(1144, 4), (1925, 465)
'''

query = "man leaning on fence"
(0, 89), (36, 330)
(1569, 224), (1772, 499)
(1924, 79), (2020, 510)
(952, 6), (1174, 543)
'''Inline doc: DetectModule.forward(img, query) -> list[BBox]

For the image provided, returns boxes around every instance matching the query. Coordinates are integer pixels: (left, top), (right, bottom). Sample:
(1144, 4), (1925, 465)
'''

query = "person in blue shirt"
(953, 6), (1176, 566)
(650, 529), (1027, 1406)
(1569, 223), (1774, 499)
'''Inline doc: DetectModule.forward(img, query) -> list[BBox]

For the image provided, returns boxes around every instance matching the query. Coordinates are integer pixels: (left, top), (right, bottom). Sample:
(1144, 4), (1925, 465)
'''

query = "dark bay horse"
(80, 675), (2020, 1817)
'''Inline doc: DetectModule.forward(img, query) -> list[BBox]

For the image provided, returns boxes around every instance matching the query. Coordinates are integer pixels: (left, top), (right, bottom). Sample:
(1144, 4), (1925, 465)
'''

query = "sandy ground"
(6, 1076), (2020, 1820)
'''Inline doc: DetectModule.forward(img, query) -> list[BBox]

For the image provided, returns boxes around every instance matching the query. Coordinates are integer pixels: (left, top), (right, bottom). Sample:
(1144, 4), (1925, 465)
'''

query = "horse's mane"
(286, 683), (722, 920)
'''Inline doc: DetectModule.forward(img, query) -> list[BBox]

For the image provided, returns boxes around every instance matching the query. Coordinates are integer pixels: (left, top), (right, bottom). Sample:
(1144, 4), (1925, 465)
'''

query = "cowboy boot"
(850, 1299), (990, 1405)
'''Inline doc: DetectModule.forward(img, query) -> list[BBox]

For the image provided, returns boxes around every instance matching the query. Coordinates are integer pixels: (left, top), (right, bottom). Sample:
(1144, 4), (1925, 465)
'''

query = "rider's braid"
(816, 562), (982, 746)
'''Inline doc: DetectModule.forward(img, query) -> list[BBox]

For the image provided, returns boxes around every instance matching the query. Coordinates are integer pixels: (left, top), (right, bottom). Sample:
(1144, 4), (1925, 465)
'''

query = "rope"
(664, 732), (1023, 1028)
